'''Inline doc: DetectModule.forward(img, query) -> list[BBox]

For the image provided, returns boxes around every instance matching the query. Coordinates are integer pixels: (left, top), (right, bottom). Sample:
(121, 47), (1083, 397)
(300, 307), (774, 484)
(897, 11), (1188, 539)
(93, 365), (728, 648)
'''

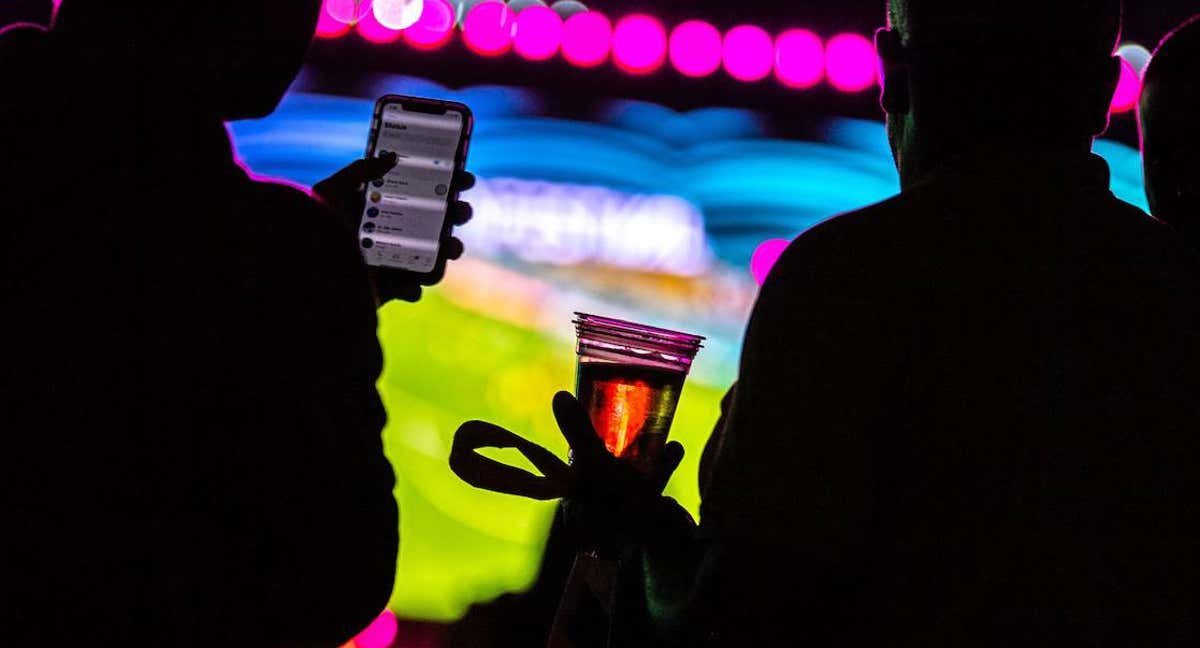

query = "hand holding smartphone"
(314, 94), (473, 302)
(356, 94), (474, 299)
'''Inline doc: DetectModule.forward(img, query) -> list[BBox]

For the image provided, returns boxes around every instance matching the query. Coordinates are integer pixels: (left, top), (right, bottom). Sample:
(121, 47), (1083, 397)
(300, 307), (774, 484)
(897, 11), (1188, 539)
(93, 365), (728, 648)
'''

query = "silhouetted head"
(51, 0), (322, 121)
(876, 0), (1123, 187)
(1140, 16), (1200, 236)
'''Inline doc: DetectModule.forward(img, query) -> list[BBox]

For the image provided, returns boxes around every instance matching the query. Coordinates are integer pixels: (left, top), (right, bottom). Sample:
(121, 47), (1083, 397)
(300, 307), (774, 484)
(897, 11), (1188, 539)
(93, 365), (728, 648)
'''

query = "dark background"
(5, 0), (1197, 143)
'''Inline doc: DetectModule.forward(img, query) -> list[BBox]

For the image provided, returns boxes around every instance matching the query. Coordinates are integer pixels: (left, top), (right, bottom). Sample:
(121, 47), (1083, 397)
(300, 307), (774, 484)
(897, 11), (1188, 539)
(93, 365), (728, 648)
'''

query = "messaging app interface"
(360, 104), (463, 273)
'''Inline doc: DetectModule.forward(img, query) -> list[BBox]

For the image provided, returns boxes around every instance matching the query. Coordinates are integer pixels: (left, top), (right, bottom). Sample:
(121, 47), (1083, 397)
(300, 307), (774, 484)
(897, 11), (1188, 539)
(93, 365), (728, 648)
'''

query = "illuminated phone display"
(361, 100), (468, 274)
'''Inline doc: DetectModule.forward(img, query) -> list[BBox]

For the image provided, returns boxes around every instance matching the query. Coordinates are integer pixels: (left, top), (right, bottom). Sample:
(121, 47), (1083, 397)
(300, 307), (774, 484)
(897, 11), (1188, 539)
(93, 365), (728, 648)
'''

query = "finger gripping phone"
(360, 95), (473, 275)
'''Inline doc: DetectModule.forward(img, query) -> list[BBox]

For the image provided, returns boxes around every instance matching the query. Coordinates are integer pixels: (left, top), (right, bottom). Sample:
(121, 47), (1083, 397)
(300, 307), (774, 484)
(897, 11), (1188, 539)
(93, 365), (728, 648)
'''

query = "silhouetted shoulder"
(764, 191), (915, 291)
(230, 176), (369, 292)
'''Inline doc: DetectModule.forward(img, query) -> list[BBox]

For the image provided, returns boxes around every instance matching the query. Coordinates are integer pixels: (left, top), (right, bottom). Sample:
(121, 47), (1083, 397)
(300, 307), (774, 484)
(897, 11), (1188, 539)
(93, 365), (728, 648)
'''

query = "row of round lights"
(315, 0), (881, 93)
(315, 1), (1148, 110)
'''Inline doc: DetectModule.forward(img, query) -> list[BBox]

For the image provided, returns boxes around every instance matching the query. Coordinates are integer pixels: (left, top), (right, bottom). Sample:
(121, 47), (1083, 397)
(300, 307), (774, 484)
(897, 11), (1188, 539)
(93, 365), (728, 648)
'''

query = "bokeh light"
(373, 0), (424, 30)
(513, 6), (564, 61)
(825, 32), (877, 92)
(551, 0), (589, 20)
(669, 20), (723, 78)
(326, 0), (374, 24)
(462, 1), (516, 56)
(316, 2), (354, 38)
(353, 609), (398, 648)
(1110, 58), (1141, 113)
(723, 25), (774, 82)
(404, 0), (455, 50)
(561, 11), (612, 68)
(750, 238), (791, 285)
(1116, 42), (1153, 76)
(612, 14), (667, 75)
(356, 8), (404, 43)
(507, 0), (547, 12)
(453, 0), (489, 26)
(775, 28), (824, 89)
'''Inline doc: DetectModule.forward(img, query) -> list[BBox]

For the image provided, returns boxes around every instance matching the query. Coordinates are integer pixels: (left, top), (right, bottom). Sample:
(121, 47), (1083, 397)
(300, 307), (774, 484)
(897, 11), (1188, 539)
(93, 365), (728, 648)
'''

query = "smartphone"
(359, 95), (473, 276)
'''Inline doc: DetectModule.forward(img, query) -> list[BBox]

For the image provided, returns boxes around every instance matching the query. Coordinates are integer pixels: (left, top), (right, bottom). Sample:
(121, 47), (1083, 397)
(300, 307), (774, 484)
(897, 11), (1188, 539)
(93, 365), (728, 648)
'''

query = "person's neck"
(140, 101), (236, 177)
(903, 138), (1095, 190)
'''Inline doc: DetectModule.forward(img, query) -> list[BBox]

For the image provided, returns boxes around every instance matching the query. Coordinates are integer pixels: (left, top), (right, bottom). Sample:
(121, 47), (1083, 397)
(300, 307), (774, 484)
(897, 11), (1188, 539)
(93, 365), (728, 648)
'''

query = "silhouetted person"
(511, 1), (1200, 645)
(0, 2), (470, 645)
(1140, 15), (1200, 245)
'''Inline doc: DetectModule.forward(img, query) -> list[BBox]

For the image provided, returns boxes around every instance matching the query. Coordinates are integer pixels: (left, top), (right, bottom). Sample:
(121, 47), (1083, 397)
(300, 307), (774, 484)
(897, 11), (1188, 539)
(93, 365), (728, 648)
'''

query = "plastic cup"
(573, 313), (704, 474)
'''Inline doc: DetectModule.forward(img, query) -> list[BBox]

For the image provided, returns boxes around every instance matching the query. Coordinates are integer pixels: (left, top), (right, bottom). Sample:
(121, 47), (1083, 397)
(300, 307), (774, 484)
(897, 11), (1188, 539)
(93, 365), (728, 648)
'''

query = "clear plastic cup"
(573, 313), (704, 474)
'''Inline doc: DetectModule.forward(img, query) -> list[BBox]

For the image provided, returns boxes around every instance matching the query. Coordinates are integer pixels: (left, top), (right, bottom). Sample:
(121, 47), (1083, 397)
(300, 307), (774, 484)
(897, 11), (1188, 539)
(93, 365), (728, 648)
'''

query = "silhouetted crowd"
(2, 1), (1197, 646)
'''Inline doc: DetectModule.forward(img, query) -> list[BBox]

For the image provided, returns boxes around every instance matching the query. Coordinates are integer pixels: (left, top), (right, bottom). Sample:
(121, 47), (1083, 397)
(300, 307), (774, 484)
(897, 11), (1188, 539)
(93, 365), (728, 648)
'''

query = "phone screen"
(360, 101), (466, 274)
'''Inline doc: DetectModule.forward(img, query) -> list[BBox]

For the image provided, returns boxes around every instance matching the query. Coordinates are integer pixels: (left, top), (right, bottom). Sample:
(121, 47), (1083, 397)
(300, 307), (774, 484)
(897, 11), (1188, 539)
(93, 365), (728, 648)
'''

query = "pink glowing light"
(0, 21), (48, 37)
(775, 29), (824, 89)
(356, 8), (403, 43)
(561, 11), (612, 68)
(1109, 59), (1141, 113)
(352, 610), (398, 648)
(612, 14), (667, 75)
(825, 33), (877, 92)
(723, 25), (774, 82)
(316, 2), (353, 38)
(463, 1), (516, 57)
(514, 6), (564, 61)
(404, 0), (455, 50)
(325, 0), (374, 24)
(750, 238), (791, 285)
(669, 20), (723, 78)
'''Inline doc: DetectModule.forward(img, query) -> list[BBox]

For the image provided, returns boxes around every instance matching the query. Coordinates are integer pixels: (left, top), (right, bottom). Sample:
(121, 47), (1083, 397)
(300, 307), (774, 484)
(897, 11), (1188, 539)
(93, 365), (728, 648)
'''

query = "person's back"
(717, 155), (1199, 644)
(696, 1), (1200, 644)
(2, 3), (397, 645)
(1140, 15), (1200, 246)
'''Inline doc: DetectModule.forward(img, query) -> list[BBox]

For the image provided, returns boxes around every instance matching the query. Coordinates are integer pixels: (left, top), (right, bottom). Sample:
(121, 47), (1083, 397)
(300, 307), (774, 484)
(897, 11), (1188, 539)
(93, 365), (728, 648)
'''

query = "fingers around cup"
(654, 441), (687, 491)
(552, 391), (605, 460)
(444, 237), (465, 261)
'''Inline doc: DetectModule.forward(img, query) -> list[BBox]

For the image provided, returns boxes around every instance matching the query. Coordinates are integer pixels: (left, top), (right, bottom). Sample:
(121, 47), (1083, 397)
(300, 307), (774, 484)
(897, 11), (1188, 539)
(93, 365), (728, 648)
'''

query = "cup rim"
(573, 312), (706, 348)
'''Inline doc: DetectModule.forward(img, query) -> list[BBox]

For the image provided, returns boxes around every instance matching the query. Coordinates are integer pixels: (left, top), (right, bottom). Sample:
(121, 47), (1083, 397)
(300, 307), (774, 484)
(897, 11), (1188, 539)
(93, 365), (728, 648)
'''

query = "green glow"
(376, 292), (726, 621)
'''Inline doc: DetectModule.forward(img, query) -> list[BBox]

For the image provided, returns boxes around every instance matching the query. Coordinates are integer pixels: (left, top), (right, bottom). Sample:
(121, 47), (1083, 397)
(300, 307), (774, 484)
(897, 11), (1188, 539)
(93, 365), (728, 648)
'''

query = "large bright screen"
(227, 75), (1149, 622)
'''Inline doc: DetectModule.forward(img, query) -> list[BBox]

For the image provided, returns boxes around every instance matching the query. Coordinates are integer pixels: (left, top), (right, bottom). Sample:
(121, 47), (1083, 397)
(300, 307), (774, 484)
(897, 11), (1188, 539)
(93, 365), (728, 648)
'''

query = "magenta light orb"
(1109, 58), (1141, 113)
(353, 610), (398, 648)
(316, 2), (354, 38)
(561, 11), (612, 68)
(326, 0), (374, 24)
(404, 0), (455, 49)
(775, 28), (824, 89)
(750, 238), (791, 285)
(514, 6), (564, 61)
(669, 20), (723, 78)
(723, 24), (774, 82)
(825, 32), (877, 92)
(612, 14), (667, 75)
(356, 8), (403, 43)
(462, 1), (516, 56)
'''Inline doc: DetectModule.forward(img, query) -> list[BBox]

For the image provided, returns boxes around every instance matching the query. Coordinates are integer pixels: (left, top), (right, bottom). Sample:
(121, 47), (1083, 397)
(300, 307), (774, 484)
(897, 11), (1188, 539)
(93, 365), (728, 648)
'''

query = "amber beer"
(573, 314), (704, 475)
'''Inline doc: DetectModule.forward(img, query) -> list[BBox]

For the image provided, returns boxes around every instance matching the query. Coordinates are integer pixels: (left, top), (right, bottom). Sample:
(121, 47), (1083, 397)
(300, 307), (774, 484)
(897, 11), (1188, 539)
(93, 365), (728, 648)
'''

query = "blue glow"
(228, 89), (1151, 267)
(599, 100), (768, 146)
(1094, 139), (1151, 212)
